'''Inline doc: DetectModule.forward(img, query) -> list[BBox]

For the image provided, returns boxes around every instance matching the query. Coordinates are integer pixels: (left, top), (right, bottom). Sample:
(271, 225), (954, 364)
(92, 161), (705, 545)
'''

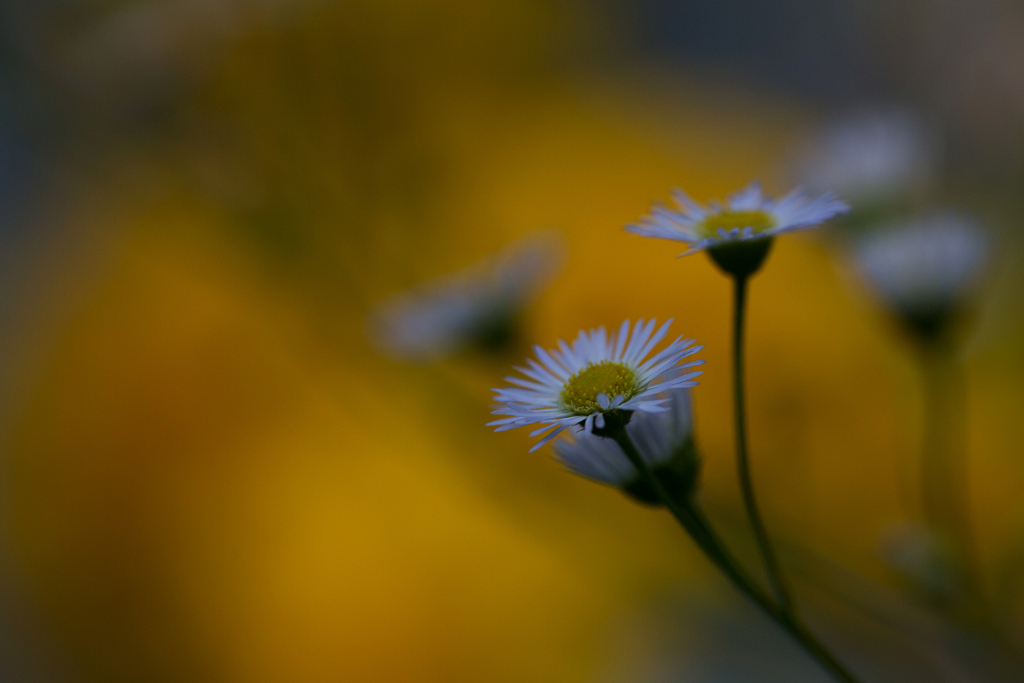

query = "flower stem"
(732, 274), (793, 613)
(918, 343), (992, 617)
(919, 344), (973, 565)
(918, 342), (1024, 669)
(610, 429), (865, 683)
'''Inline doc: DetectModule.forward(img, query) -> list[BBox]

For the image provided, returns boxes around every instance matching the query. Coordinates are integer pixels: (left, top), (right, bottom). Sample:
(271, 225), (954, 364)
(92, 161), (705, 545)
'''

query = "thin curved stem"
(919, 344), (978, 594)
(611, 430), (864, 683)
(684, 503), (865, 683)
(733, 274), (793, 613)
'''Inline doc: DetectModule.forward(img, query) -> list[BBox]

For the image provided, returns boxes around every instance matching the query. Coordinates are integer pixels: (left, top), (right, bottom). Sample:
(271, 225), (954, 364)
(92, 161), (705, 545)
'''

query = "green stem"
(919, 345), (1024, 667)
(919, 344), (971, 560)
(611, 430), (864, 683)
(733, 274), (793, 613)
(918, 344), (993, 620)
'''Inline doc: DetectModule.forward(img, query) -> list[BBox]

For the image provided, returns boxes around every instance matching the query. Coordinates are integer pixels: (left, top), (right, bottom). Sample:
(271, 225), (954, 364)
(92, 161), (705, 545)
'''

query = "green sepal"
(898, 305), (953, 343)
(708, 238), (773, 278)
(589, 409), (633, 438)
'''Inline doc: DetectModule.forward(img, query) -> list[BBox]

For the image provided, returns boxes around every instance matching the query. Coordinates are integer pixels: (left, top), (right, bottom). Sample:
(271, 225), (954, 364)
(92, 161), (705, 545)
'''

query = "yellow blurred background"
(0, 1), (1022, 681)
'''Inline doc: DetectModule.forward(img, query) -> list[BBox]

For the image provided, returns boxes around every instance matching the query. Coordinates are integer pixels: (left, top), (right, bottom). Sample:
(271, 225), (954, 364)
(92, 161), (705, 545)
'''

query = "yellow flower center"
(560, 361), (639, 414)
(700, 210), (775, 237)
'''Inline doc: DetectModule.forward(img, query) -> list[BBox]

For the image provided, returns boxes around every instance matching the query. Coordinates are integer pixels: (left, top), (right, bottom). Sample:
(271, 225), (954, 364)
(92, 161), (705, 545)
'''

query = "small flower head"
(628, 182), (848, 277)
(553, 388), (698, 504)
(880, 522), (964, 602)
(793, 109), (934, 210)
(489, 319), (704, 452)
(853, 212), (989, 340)
(370, 233), (561, 359)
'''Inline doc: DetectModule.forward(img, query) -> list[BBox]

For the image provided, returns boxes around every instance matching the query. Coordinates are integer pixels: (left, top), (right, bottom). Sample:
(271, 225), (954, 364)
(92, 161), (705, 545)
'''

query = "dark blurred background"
(0, 1), (1021, 681)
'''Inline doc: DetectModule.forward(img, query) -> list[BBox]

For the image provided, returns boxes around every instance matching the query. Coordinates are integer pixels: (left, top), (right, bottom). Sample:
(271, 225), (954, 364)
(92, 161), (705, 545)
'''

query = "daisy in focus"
(627, 182), (848, 261)
(370, 232), (562, 360)
(489, 319), (704, 452)
(853, 212), (989, 336)
(553, 388), (698, 503)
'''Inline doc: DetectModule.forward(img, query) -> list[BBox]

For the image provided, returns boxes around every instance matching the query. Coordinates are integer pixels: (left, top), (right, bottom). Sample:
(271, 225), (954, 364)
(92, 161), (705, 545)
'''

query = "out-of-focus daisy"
(370, 232), (561, 360)
(853, 213), (989, 336)
(879, 522), (963, 602)
(489, 319), (704, 452)
(552, 388), (697, 503)
(792, 109), (934, 209)
(627, 182), (847, 260)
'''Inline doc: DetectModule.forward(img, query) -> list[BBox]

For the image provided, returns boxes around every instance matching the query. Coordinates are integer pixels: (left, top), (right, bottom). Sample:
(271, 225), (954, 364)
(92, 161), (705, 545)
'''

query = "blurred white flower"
(853, 213), (989, 322)
(370, 232), (562, 359)
(628, 182), (847, 256)
(793, 109), (935, 207)
(879, 521), (963, 601)
(489, 319), (703, 452)
(552, 387), (694, 487)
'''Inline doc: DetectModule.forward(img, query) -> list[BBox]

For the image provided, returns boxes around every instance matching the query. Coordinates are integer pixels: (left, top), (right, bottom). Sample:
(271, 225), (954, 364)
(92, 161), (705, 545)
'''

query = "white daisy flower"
(627, 182), (848, 256)
(552, 387), (694, 488)
(488, 319), (704, 452)
(854, 212), (989, 322)
(793, 109), (934, 206)
(370, 232), (561, 359)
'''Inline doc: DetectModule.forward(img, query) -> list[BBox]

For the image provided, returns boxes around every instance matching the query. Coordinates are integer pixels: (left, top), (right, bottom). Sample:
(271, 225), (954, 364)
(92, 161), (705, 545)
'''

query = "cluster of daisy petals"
(552, 387), (694, 486)
(626, 182), (848, 255)
(488, 318), (704, 452)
